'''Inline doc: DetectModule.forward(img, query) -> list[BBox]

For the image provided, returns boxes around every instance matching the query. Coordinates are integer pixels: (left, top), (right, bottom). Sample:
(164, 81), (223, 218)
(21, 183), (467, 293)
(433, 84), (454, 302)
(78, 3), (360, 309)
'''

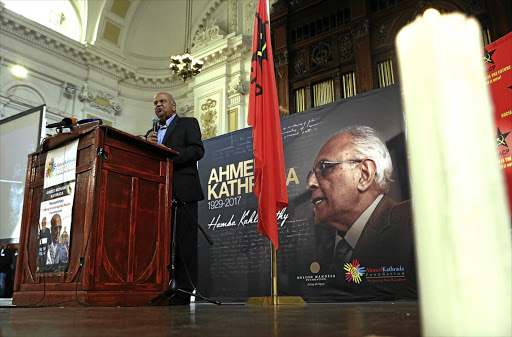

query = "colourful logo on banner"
(344, 259), (366, 284)
(45, 158), (56, 178)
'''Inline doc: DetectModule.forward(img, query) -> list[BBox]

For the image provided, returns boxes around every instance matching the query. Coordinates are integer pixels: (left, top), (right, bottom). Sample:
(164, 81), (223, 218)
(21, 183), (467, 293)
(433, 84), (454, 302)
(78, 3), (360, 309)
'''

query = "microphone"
(76, 118), (102, 125)
(46, 117), (78, 128)
(152, 117), (160, 132)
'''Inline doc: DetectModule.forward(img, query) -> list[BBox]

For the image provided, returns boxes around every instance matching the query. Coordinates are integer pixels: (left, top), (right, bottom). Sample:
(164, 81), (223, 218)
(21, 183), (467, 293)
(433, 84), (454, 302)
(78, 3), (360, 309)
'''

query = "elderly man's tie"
(332, 238), (353, 271)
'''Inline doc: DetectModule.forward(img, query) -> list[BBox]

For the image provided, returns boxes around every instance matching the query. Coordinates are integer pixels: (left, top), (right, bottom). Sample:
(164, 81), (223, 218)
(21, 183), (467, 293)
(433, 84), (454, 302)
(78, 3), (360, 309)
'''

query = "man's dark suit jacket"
(159, 115), (204, 203)
(351, 196), (415, 269)
(315, 196), (417, 300)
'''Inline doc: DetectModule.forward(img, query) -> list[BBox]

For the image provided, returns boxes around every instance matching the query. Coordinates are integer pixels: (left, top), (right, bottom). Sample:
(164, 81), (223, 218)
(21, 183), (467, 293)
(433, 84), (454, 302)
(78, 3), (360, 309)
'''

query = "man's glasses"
(306, 159), (362, 181)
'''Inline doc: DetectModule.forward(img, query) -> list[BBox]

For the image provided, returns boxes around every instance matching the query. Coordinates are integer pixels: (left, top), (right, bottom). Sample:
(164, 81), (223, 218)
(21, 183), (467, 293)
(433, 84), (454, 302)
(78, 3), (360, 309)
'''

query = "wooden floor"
(0, 299), (420, 337)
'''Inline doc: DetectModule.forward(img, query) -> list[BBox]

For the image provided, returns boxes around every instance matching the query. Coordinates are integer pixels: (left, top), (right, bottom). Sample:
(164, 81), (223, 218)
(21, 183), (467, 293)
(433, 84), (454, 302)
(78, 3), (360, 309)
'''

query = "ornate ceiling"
(92, 0), (219, 70)
(2, 0), (232, 70)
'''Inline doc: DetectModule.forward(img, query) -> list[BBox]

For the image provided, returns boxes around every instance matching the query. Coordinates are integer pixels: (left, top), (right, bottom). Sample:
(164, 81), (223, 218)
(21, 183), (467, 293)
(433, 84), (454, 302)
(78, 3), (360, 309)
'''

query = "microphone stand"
(147, 196), (220, 306)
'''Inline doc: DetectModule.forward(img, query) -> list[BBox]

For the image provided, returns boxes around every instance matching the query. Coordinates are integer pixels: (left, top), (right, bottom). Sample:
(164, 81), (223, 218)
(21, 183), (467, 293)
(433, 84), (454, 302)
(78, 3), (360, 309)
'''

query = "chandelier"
(170, 0), (203, 81)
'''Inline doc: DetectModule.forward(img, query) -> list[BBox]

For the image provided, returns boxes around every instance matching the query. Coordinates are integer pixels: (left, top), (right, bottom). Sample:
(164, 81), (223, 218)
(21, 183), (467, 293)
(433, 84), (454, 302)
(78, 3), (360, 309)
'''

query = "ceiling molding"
(0, 2), (252, 90)
(0, 7), (180, 88)
(196, 0), (226, 32)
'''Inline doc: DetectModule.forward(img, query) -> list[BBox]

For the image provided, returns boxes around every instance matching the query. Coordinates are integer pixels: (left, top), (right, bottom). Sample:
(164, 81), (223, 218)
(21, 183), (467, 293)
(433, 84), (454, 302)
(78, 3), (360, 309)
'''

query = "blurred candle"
(396, 10), (511, 337)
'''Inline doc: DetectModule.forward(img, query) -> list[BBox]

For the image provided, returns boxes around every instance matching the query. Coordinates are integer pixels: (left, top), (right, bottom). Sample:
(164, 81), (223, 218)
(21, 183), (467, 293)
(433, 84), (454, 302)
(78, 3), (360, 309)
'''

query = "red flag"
(248, 0), (288, 249)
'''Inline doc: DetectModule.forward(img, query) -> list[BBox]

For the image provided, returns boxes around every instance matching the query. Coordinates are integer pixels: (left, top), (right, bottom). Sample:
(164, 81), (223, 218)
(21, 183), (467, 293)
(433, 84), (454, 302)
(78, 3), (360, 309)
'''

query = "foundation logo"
(45, 158), (56, 178)
(344, 259), (366, 284)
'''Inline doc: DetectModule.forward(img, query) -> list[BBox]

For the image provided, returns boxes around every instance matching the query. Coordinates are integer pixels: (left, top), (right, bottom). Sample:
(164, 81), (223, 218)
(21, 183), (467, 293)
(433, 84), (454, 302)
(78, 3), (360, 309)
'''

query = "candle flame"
(423, 8), (440, 20)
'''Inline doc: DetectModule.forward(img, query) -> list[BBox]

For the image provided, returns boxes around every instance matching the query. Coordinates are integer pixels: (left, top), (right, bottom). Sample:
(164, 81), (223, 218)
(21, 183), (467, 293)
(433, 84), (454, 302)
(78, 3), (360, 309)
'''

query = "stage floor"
(0, 300), (420, 337)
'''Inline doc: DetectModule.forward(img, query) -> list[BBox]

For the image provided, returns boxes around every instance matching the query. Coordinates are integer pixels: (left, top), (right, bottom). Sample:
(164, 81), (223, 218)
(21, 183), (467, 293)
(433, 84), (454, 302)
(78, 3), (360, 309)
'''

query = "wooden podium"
(13, 123), (177, 306)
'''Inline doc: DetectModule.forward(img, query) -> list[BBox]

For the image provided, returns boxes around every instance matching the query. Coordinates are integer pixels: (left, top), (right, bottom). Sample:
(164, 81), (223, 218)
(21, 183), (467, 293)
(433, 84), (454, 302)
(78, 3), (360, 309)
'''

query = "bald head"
(153, 92), (176, 123)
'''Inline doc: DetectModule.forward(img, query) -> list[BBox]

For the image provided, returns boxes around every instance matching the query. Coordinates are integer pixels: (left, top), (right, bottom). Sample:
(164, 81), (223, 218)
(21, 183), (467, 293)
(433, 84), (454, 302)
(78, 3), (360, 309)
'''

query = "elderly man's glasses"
(307, 159), (362, 181)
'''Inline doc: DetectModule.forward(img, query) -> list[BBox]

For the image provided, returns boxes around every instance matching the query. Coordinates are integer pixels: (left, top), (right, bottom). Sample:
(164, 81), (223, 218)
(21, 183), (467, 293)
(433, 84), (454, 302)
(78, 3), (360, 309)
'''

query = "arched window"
(3, 0), (82, 42)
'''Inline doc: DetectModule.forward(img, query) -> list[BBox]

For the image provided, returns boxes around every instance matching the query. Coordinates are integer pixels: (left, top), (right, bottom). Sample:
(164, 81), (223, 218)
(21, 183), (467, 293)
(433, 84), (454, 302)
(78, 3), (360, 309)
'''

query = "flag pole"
(271, 243), (278, 305)
(246, 241), (306, 306)
(244, 0), (306, 306)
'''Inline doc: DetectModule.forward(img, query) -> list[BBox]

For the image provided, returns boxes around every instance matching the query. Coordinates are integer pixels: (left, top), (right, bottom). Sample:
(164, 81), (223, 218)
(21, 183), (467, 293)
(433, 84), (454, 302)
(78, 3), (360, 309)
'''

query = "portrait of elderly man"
(39, 217), (51, 248)
(306, 126), (416, 281)
(46, 214), (68, 266)
(37, 217), (52, 271)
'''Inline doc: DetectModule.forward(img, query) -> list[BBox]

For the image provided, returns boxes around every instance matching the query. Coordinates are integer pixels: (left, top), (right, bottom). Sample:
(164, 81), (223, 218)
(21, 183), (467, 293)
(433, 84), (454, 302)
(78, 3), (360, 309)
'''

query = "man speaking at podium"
(146, 92), (204, 305)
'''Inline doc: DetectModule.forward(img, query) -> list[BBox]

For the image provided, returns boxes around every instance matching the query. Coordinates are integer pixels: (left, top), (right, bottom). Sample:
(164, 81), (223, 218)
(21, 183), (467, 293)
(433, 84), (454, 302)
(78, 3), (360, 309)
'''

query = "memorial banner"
(486, 31), (512, 208)
(37, 139), (78, 273)
(197, 84), (417, 302)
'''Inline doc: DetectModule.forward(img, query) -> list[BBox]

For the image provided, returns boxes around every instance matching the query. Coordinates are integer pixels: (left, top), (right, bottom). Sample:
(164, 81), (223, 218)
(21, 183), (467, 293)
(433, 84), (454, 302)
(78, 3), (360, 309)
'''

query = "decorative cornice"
(230, 0), (237, 33)
(227, 75), (248, 96)
(0, 4), (252, 92)
(0, 15), (86, 66)
(201, 41), (250, 68)
(292, 49), (306, 77)
(203, 51), (230, 68)
(245, 1), (257, 36)
(177, 101), (192, 115)
(196, 0), (225, 33)
(119, 75), (181, 89)
(0, 9), (183, 89)
(81, 51), (132, 79)
(350, 19), (370, 40)
(193, 18), (224, 48)
(200, 98), (218, 140)
(275, 51), (288, 67)
(78, 85), (123, 115)
(227, 48), (249, 62)
(338, 32), (354, 62)
(376, 23), (387, 44)
(311, 39), (333, 67)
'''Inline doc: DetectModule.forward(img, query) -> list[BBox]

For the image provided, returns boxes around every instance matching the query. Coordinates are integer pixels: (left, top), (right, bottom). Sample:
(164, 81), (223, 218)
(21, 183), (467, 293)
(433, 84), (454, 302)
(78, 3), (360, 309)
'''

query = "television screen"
(0, 105), (46, 241)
